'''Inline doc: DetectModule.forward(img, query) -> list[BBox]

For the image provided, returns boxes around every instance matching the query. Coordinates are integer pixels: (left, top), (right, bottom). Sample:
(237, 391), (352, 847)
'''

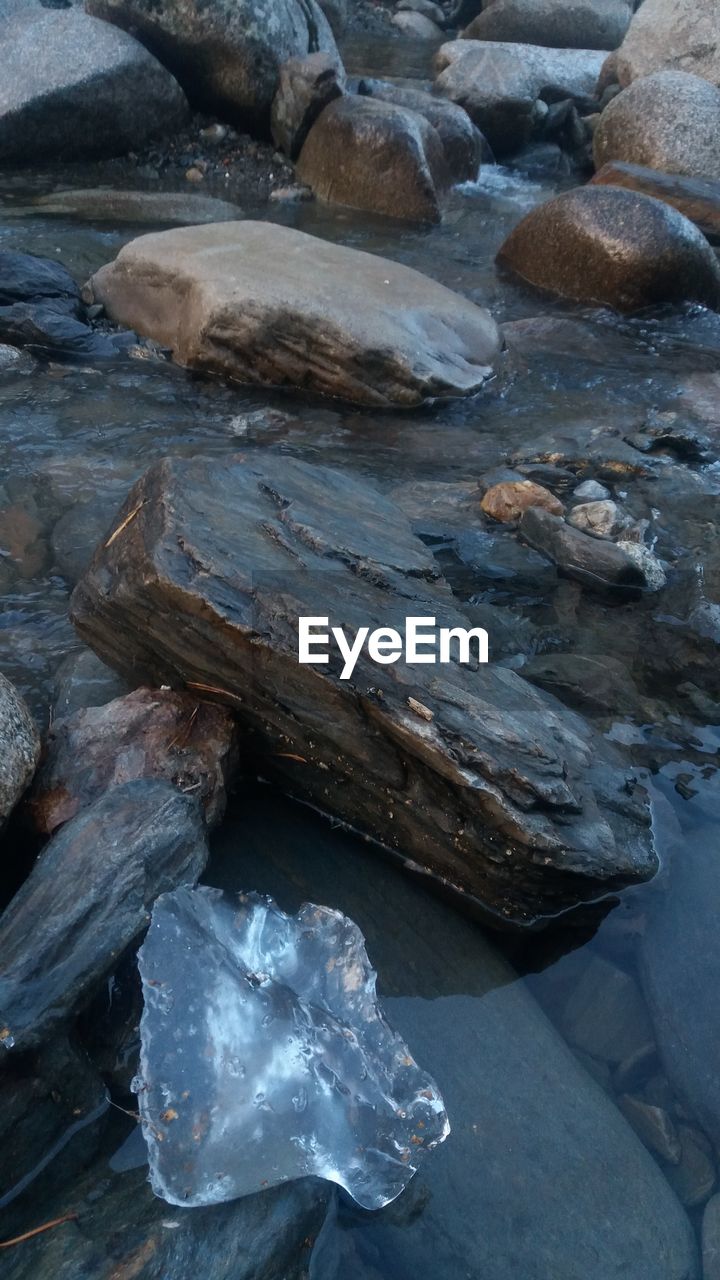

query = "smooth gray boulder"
(0, 671), (39, 826)
(86, 0), (339, 130)
(463, 0), (632, 51)
(0, 8), (188, 163)
(593, 71), (720, 181)
(85, 221), (501, 406)
(30, 188), (244, 225)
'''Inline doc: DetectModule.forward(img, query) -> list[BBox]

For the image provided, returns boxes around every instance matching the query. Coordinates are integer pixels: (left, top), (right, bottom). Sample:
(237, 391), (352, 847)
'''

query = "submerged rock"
(0, 779), (208, 1052)
(0, 671), (40, 828)
(609, 0), (720, 89)
(593, 72), (720, 181)
(86, 0), (338, 130)
(136, 886), (448, 1208)
(497, 185), (720, 311)
(357, 77), (487, 182)
(0, 9), (188, 163)
(297, 96), (449, 222)
(85, 221), (500, 406)
(31, 188), (244, 225)
(591, 162), (720, 243)
(27, 687), (238, 836)
(70, 455), (656, 928)
(463, 0), (632, 51)
(434, 40), (604, 154)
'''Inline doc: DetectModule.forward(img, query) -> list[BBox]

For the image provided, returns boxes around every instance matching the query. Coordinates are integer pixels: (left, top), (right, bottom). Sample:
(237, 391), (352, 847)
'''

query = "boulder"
(70, 454), (657, 929)
(0, 779), (209, 1053)
(296, 95), (449, 222)
(0, 672), (40, 827)
(463, 0), (632, 52)
(609, 0), (720, 90)
(481, 479), (564, 522)
(593, 71), (720, 181)
(271, 51), (345, 161)
(519, 506), (649, 595)
(86, 0), (339, 130)
(496, 185), (720, 311)
(27, 687), (238, 836)
(434, 40), (604, 154)
(357, 77), (487, 181)
(0, 8), (188, 163)
(85, 221), (501, 407)
(592, 161), (720, 242)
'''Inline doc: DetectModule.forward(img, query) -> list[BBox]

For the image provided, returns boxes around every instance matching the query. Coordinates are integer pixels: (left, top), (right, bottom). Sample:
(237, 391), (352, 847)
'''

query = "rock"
(496, 185), (720, 311)
(392, 10), (443, 38)
(0, 673), (39, 828)
(271, 51), (345, 161)
(519, 505), (648, 595)
(86, 0), (339, 130)
(0, 779), (208, 1053)
(357, 78), (486, 181)
(53, 648), (131, 720)
(434, 40), (604, 154)
(619, 1095), (682, 1164)
(85, 221), (501, 407)
(69, 454), (657, 929)
(593, 72), (720, 181)
(398, 0), (444, 22)
(665, 1127), (717, 1209)
(0, 251), (78, 306)
(0, 344), (33, 374)
(318, 0), (347, 36)
(568, 499), (630, 540)
(297, 95), (449, 222)
(609, 0), (720, 90)
(522, 652), (645, 717)
(463, 0), (632, 52)
(574, 478), (611, 500)
(481, 478), (564, 523)
(27, 687), (238, 836)
(31, 188), (244, 225)
(703, 1195), (720, 1280)
(532, 950), (656, 1066)
(0, 9), (188, 163)
(592, 162), (720, 242)
(0, 299), (138, 360)
(616, 540), (667, 592)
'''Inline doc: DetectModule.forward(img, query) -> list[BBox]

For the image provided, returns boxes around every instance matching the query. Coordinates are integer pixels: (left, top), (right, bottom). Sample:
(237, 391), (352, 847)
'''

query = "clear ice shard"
(134, 886), (450, 1210)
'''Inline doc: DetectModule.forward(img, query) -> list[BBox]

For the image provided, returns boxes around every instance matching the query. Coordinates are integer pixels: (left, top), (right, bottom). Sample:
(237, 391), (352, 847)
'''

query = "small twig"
(104, 500), (147, 549)
(0, 1213), (78, 1249)
(185, 681), (243, 704)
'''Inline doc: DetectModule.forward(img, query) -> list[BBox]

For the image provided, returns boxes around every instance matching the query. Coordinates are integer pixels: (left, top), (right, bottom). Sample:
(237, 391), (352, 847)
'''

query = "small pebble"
(573, 479), (610, 501)
(185, 167), (205, 183)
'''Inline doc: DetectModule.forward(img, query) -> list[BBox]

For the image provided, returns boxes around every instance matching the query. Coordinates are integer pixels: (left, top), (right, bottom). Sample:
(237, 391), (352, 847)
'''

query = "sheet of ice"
(134, 886), (449, 1209)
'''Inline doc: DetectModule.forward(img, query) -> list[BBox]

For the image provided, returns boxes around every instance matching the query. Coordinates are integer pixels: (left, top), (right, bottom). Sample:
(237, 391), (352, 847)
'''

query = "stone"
(665, 1127), (717, 1209)
(85, 221), (501, 407)
(573, 479), (611, 500)
(568, 499), (630, 540)
(31, 189), (244, 225)
(609, 0), (720, 90)
(27, 687), (238, 836)
(297, 95), (449, 222)
(0, 8), (188, 163)
(69, 454), (657, 929)
(0, 299), (137, 360)
(619, 1095), (682, 1164)
(616, 540), (667, 592)
(0, 344), (33, 373)
(497, 185), (720, 311)
(318, 0), (347, 35)
(593, 72), (720, 182)
(271, 52), (345, 161)
(434, 40), (604, 154)
(532, 950), (656, 1066)
(398, 0), (444, 22)
(357, 78), (486, 181)
(703, 1195), (720, 1280)
(53, 648), (131, 720)
(481, 479), (564, 523)
(0, 250), (78, 306)
(519, 505), (648, 594)
(592, 162), (720, 242)
(463, 0), (632, 52)
(392, 10), (443, 38)
(0, 780), (208, 1053)
(86, 0), (339, 130)
(521, 652), (645, 717)
(0, 672), (39, 827)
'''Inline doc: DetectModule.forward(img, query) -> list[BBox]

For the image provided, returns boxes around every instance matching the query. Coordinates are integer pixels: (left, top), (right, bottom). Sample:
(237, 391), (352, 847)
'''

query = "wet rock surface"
(70, 454), (656, 927)
(462, 0), (632, 51)
(591, 162), (720, 243)
(271, 51), (345, 161)
(0, 779), (209, 1052)
(593, 71), (720, 182)
(30, 188), (245, 225)
(520, 505), (649, 594)
(86, 220), (501, 406)
(0, 671), (40, 828)
(357, 77), (486, 181)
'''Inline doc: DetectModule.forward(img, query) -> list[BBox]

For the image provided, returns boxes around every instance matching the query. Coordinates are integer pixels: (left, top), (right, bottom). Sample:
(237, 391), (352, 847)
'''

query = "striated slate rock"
(0, 779), (208, 1052)
(434, 40), (604, 154)
(608, 0), (720, 90)
(85, 221), (500, 406)
(357, 77), (487, 181)
(593, 71), (720, 182)
(70, 455), (656, 928)
(497, 185), (720, 311)
(0, 8), (188, 163)
(463, 0), (631, 51)
(592, 162), (720, 242)
(0, 671), (40, 828)
(297, 95), (450, 223)
(27, 687), (238, 836)
(86, 0), (339, 130)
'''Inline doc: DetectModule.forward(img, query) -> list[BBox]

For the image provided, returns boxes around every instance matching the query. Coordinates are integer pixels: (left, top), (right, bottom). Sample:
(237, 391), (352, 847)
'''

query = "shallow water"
(1, 61), (720, 1279)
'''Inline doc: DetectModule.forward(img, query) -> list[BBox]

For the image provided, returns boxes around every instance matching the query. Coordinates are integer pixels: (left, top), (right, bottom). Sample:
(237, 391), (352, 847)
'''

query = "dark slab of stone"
(519, 505), (648, 595)
(0, 250), (79, 306)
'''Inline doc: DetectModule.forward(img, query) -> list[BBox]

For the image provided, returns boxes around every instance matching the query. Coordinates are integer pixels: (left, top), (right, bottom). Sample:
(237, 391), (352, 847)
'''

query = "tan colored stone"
(593, 72), (720, 181)
(610, 0), (720, 89)
(481, 479), (564, 522)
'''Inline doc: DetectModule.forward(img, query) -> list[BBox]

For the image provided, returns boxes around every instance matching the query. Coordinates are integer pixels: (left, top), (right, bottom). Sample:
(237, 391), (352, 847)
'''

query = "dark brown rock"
(497, 185), (720, 311)
(0, 779), (208, 1052)
(271, 51), (345, 161)
(27, 687), (238, 836)
(70, 455), (656, 929)
(592, 162), (720, 242)
(357, 77), (488, 181)
(296, 95), (450, 222)
(519, 505), (648, 594)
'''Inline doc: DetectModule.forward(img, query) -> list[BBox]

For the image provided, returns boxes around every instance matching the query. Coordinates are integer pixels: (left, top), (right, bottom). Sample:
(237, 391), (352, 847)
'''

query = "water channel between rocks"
(2, 33), (720, 1280)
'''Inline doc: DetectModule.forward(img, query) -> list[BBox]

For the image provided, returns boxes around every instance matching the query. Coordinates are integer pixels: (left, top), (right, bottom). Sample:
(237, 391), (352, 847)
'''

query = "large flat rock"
(86, 221), (501, 406)
(70, 455), (656, 928)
